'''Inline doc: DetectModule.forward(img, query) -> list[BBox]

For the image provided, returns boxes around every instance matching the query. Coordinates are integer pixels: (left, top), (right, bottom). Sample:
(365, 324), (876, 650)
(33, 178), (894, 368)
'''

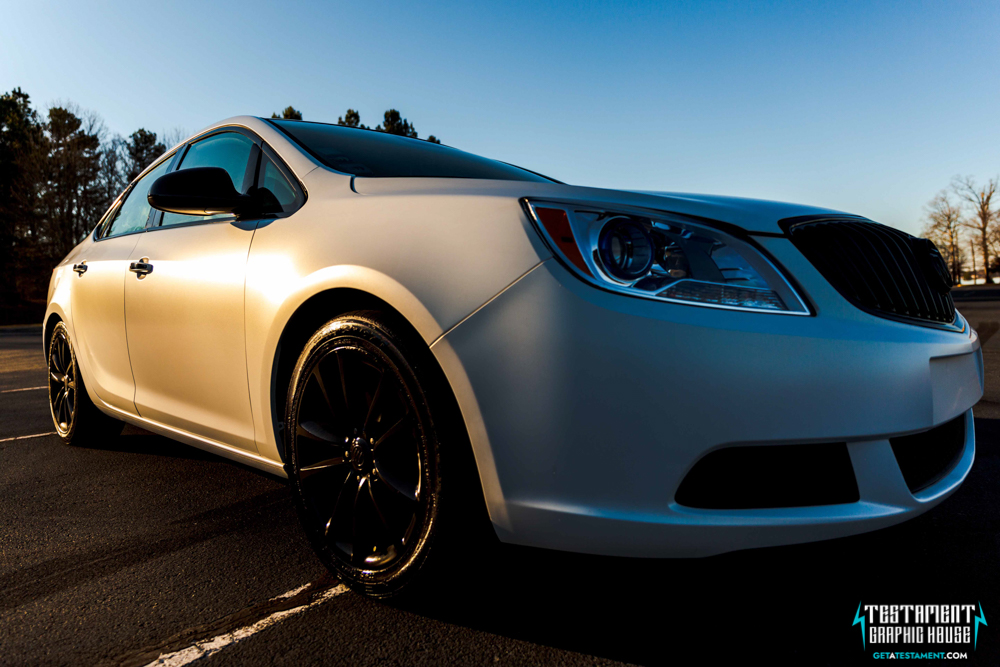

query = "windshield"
(270, 119), (555, 182)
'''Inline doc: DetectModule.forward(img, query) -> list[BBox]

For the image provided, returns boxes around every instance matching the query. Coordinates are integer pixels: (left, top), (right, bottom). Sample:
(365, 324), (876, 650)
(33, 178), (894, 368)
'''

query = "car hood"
(622, 190), (848, 234)
(349, 176), (852, 235)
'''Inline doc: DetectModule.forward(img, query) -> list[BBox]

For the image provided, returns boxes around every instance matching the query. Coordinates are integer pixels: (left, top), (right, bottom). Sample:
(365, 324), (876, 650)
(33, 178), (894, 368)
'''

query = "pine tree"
(124, 129), (165, 182)
(271, 106), (303, 120)
(0, 88), (44, 306)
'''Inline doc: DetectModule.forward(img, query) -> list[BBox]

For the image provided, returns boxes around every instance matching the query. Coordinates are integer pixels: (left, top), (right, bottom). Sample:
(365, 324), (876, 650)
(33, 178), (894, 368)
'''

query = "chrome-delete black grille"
(786, 217), (956, 325)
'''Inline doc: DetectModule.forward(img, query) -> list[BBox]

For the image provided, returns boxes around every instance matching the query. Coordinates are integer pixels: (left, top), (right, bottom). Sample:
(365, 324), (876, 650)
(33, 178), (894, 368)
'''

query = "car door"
(124, 130), (261, 451)
(70, 157), (175, 416)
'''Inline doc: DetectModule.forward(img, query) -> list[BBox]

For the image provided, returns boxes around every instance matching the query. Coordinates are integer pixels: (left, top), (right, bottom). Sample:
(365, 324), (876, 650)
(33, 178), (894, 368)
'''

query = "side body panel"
(67, 233), (143, 415)
(125, 222), (259, 452)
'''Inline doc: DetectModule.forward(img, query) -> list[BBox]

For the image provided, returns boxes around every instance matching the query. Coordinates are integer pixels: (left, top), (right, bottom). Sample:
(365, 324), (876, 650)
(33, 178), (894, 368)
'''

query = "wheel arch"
(269, 287), (421, 462)
(257, 269), (504, 533)
(43, 304), (106, 410)
(43, 311), (62, 355)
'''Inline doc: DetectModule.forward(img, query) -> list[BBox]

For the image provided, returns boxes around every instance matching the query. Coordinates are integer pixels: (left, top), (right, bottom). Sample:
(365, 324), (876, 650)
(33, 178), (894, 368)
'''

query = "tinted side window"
(257, 154), (296, 213)
(103, 159), (171, 238)
(160, 132), (254, 227)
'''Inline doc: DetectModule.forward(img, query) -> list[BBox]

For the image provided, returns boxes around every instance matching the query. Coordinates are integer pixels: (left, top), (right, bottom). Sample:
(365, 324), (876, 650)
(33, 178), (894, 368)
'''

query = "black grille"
(890, 415), (966, 493)
(675, 442), (859, 509)
(786, 217), (956, 325)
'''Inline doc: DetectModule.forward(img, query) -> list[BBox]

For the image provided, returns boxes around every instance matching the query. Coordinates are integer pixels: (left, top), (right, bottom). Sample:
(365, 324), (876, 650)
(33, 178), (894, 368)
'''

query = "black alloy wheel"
(47, 321), (124, 446)
(286, 312), (455, 597)
(48, 324), (77, 437)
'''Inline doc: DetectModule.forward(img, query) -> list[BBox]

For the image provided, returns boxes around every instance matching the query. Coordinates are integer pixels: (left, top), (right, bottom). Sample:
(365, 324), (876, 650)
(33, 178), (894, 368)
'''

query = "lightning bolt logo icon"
(853, 602), (866, 650)
(974, 602), (987, 650)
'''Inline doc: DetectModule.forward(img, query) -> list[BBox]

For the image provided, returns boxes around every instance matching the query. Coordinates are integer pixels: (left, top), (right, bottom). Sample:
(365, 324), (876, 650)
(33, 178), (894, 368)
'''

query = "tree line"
(0, 88), (441, 324)
(921, 176), (999, 285)
(273, 105), (440, 144)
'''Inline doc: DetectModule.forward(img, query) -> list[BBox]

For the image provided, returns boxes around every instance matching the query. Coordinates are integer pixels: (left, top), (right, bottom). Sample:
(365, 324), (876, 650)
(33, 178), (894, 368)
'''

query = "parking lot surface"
(1, 290), (998, 665)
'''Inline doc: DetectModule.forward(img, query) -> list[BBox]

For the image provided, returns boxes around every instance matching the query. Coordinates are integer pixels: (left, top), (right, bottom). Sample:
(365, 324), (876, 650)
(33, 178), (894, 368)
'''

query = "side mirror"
(148, 167), (259, 217)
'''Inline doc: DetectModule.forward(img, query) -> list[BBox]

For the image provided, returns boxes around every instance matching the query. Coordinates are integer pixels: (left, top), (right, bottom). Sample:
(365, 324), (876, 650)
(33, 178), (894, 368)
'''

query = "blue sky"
(2, 0), (998, 235)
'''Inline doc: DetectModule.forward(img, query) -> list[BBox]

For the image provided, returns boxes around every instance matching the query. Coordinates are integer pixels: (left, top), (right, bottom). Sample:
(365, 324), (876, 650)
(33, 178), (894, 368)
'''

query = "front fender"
(246, 260), (458, 462)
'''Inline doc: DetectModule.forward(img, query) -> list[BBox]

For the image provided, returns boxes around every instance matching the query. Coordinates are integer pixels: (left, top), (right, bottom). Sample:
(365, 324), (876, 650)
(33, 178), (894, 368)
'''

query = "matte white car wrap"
(46, 116), (983, 558)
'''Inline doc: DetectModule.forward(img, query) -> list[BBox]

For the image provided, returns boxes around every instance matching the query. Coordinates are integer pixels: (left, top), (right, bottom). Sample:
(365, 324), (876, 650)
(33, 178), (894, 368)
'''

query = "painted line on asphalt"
(0, 432), (55, 443)
(142, 583), (349, 666)
(0, 385), (46, 393)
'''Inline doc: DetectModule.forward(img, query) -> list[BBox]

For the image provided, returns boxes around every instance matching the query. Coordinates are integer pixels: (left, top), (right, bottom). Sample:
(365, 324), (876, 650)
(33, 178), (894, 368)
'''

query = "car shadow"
(70, 425), (223, 462)
(383, 416), (1000, 665)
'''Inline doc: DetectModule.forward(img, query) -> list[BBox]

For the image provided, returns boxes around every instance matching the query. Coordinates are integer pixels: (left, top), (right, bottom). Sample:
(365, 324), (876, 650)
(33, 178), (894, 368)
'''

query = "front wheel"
(48, 321), (123, 446)
(285, 311), (477, 598)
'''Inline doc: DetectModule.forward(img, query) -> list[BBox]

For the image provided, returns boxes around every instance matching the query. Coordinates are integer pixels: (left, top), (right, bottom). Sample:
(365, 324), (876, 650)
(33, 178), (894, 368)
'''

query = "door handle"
(129, 258), (154, 277)
(72, 262), (88, 275)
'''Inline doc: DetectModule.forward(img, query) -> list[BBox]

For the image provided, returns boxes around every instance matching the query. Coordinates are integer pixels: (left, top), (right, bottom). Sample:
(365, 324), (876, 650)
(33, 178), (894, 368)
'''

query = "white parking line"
(0, 432), (55, 443)
(142, 583), (349, 666)
(0, 385), (46, 393)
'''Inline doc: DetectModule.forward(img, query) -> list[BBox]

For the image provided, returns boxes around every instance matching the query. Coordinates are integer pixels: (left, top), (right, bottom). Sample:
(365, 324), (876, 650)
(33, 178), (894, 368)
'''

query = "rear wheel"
(48, 322), (123, 446)
(285, 311), (480, 598)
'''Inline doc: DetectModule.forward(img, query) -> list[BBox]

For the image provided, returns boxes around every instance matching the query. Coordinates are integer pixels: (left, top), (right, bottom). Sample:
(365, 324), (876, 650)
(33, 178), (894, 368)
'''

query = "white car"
(44, 116), (983, 597)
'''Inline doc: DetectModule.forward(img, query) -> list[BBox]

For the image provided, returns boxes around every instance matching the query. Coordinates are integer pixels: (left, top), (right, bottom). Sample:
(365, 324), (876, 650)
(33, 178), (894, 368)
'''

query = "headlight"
(523, 199), (809, 314)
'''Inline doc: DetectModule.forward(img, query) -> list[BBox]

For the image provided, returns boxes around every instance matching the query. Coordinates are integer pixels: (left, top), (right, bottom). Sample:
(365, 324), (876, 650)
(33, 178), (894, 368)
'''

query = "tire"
(285, 311), (485, 598)
(48, 321), (124, 447)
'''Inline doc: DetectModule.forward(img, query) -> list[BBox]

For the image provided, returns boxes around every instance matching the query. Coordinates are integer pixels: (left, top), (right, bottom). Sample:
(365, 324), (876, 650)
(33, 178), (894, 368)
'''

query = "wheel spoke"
(324, 469), (355, 539)
(368, 480), (391, 531)
(57, 340), (68, 374)
(310, 367), (337, 417)
(300, 455), (347, 480)
(336, 351), (350, 420)
(373, 415), (407, 451)
(374, 468), (418, 503)
(350, 475), (367, 563)
(297, 420), (338, 443)
(50, 370), (62, 384)
(54, 389), (67, 425)
(362, 372), (384, 434)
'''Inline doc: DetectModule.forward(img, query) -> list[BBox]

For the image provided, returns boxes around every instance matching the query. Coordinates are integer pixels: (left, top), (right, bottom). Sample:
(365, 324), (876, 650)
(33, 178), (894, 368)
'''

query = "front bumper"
(436, 238), (983, 557)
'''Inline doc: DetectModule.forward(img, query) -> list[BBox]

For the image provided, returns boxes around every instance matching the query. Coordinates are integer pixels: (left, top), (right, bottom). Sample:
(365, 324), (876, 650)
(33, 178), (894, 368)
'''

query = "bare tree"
(921, 191), (965, 284)
(97, 134), (126, 209)
(953, 175), (998, 283)
(970, 237), (978, 283)
(159, 127), (188, 151)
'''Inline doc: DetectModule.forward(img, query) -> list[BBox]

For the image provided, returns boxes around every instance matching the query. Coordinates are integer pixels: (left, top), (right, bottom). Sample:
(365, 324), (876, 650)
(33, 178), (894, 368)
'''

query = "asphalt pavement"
(1, 292), (998, 665)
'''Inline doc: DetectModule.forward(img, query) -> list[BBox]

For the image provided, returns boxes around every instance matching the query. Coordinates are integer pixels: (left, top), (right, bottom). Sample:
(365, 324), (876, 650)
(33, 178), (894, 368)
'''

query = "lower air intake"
(889, 415), (966, 493)
(675, 442), (860, 509)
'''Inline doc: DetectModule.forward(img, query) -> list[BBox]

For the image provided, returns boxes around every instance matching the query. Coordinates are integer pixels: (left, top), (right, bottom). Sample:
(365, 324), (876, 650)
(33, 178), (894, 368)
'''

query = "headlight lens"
(598, 217), (655, 281)
(525, 199), (808, 314)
